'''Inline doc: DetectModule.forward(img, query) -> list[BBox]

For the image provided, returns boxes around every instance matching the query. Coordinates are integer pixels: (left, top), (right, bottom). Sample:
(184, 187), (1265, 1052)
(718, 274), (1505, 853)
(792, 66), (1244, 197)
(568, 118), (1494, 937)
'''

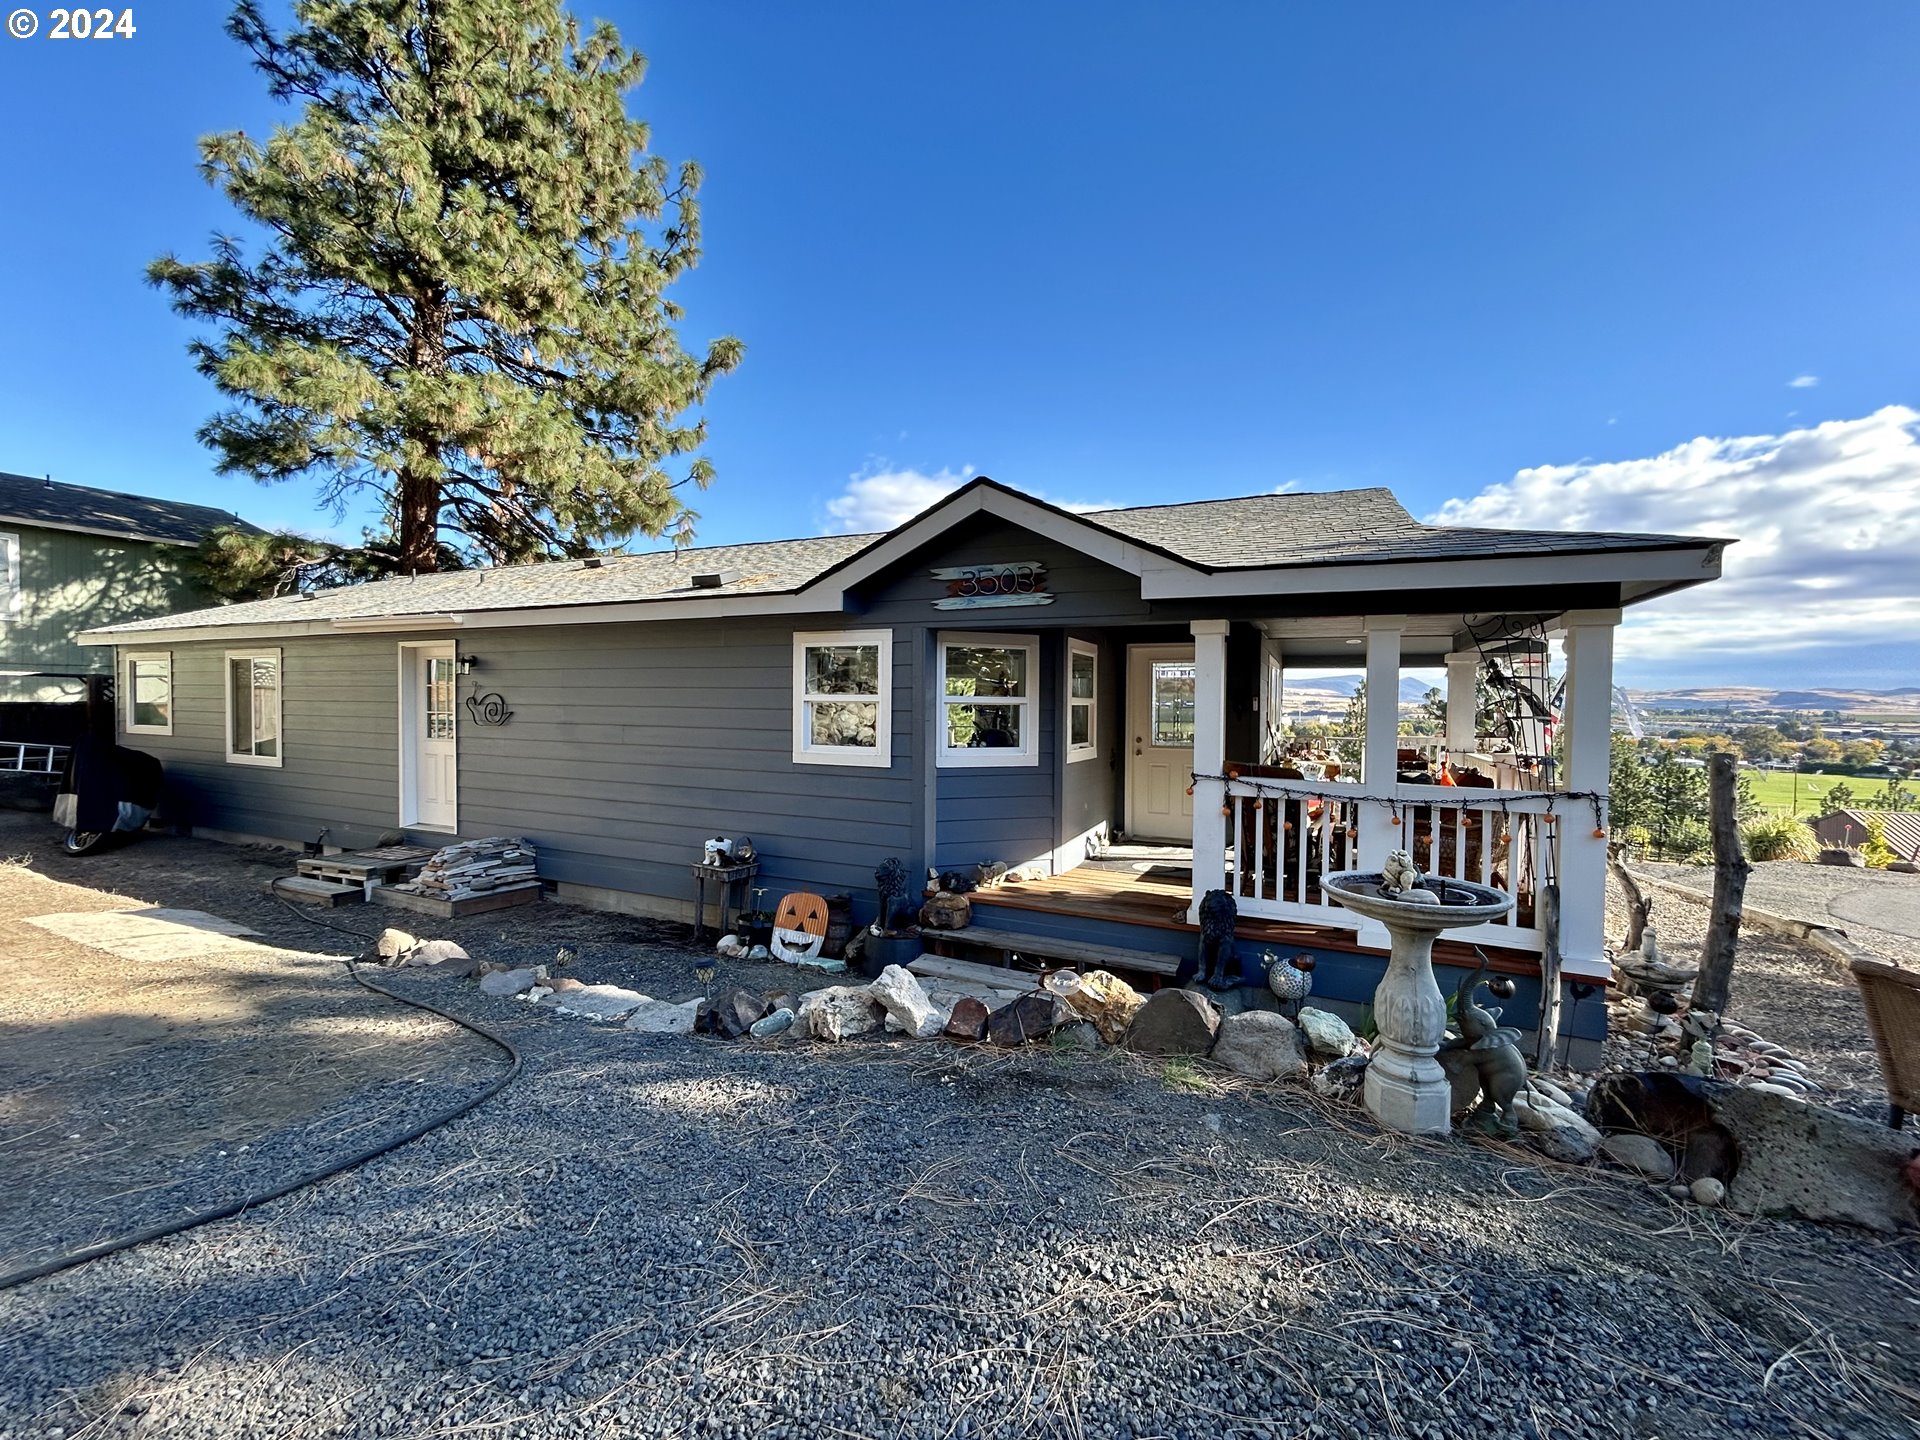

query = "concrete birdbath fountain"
(1322, 852), (1515, 1135)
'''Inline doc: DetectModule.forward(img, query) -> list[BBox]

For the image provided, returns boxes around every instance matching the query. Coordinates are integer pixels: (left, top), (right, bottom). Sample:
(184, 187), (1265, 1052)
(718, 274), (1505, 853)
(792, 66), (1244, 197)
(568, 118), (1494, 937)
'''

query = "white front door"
(400, 643), (458, 832)
(1125, 644), (1196, 843)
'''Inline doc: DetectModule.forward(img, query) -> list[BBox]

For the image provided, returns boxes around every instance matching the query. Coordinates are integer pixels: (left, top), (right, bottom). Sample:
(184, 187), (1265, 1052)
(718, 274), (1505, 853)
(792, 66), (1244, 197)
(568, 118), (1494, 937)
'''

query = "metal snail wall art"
(465, 692), (513, 726)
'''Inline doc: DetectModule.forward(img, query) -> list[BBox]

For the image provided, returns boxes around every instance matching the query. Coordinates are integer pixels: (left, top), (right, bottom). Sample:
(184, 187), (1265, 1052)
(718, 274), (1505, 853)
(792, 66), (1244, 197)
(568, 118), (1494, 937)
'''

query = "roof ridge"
(1088, 486), (1399, 516)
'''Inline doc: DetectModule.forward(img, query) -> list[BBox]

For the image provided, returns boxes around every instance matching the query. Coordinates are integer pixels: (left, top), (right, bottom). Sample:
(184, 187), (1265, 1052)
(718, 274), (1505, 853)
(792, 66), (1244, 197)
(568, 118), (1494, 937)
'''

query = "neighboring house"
(1811, 809), (1920, 861)
(82, 478), (1727, 1062)
(0, 470), (250, 724)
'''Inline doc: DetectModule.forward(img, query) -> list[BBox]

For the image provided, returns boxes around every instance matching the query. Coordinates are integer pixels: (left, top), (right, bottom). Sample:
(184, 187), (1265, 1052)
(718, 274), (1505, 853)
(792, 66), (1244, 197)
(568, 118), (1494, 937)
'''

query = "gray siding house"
(83, 479), (1726, 1060)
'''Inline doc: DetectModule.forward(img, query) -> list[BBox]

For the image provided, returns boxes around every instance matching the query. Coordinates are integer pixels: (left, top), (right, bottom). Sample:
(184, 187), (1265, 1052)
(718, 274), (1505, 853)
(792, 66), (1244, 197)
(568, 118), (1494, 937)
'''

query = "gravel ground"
(1639, 860), (1920, 968)
(1604, 870), (1890, 1121)
(3, 820), (1919, 1439)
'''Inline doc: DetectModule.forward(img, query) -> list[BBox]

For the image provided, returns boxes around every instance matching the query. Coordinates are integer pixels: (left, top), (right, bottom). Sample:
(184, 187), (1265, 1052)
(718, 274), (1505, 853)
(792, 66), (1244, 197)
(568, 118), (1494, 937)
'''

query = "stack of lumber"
(389, 837), (539, 900)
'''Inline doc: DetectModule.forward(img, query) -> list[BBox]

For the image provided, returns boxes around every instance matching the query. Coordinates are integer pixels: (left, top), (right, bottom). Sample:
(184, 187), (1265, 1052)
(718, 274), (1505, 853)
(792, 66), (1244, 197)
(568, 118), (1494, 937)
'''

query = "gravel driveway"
(1640, 859), (1920, 967)
(2, 819), (1918, 1439)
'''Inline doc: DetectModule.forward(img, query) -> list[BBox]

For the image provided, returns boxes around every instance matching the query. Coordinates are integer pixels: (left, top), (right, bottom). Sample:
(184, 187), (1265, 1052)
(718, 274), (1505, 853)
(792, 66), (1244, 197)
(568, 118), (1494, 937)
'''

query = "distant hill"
(1280, 673), (1437, 712)
(1627, 686), (1920, 715)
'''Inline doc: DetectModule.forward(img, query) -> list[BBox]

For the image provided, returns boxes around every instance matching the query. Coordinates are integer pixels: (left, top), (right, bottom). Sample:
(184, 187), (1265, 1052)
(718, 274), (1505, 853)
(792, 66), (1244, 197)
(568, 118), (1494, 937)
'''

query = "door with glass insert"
(402, 643), (458, 830)
(1125, 645), (1196, 842)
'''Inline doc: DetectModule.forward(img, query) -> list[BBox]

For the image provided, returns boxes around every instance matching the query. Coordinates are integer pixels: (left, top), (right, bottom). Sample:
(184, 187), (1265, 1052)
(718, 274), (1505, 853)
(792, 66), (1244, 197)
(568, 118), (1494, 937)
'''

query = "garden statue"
(874, 857), (915, 933)
(1265, 952), (1315, 1018)
(1193, 889), (1239, 991)
(1379, 849), (1438, 904)
(1438, 955), (1528, 1133)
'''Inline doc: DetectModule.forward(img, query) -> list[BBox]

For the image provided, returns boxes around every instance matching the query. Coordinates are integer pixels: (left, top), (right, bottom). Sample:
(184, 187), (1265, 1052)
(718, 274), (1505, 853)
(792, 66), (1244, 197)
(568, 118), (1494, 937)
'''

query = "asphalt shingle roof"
(0, 471), (251, 545)
(85, 478), (1723, 638)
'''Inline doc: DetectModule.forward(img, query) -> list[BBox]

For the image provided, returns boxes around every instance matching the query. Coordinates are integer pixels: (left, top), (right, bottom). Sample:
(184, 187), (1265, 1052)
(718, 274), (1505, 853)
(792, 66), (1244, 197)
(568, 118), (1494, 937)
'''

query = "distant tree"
(1736, 724), (1784, 762)
(150, 0), (742, 575)
(1842, 738), (1886, 767)
(1802, 736), (1843, 764)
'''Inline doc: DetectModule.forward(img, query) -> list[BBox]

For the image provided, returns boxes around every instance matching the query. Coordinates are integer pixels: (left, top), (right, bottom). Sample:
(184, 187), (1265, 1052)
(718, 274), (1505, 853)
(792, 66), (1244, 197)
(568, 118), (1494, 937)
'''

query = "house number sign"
(929, 561), (1056, 610)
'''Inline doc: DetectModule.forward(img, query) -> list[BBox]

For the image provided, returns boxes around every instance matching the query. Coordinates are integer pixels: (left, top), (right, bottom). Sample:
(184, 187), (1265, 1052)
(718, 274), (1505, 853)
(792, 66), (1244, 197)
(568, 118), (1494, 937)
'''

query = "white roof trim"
(1136, 544), (1724, 600)
(0, 514), (194, 547)
(794, 485), (1197, 602)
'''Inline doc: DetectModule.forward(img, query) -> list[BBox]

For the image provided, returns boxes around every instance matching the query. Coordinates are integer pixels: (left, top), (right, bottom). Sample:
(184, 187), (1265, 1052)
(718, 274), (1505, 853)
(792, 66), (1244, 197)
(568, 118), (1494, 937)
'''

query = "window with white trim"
(1066, 638), (1098, 762)
(124, 651), (173, 735)
(0, 532), (19, 624)
(793, 630), (892, 767)
(938, 632), (1039, 767)
(225, 650), (283, 766)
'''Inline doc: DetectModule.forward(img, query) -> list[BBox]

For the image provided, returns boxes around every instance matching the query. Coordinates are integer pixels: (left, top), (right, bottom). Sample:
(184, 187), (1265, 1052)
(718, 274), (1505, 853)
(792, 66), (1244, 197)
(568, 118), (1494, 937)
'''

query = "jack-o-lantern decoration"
(770, 891), (830, 964)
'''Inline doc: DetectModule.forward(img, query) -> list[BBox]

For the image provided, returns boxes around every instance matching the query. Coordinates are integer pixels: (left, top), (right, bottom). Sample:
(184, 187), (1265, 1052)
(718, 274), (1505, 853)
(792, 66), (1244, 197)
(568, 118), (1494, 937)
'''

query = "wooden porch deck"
(973, 862), (1542, 973)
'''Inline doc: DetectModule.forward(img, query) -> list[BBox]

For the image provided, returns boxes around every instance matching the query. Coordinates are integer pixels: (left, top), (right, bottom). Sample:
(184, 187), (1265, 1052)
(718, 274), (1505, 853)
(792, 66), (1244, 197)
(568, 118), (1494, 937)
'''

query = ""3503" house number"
(928, 561), (1057, 610)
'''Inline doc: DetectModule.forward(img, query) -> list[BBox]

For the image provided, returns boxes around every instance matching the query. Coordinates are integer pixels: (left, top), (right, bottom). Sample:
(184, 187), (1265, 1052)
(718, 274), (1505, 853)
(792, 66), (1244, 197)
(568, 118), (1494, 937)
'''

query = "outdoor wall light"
(457, 655), (480, 676)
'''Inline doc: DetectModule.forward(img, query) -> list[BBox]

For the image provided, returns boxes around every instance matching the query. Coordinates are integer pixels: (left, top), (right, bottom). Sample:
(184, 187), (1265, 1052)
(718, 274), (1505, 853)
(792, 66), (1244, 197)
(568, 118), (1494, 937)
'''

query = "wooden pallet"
(298, 845), (436, 886)
(373, 882), (542, 919)
(272, 875), (366, 907)
(919, 925), (1185, 979)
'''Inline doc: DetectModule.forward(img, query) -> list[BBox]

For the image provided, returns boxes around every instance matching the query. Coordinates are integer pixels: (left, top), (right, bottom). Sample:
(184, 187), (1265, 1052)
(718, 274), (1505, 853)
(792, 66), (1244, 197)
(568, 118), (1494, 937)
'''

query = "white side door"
(1125, 645), (1196, 843)
(400, 643), (458, 832)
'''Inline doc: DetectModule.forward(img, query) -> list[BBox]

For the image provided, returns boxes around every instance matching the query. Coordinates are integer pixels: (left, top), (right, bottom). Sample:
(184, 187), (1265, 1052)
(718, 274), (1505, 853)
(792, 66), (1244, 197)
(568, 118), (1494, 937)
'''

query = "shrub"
(1743, 816), (1819, 862)
(1862, 817), (1899, 869)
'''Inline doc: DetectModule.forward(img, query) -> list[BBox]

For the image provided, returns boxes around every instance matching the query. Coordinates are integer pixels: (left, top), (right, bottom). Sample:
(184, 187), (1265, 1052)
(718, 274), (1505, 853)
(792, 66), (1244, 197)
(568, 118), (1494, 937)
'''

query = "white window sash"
(792, 629), (892, 768)
(937, 631), (1040, 768)
(0, 532), (19, 623)
(224, 649), (283, 767)
(123, 650), (173, 736)
(1066, 637), (1098, 762)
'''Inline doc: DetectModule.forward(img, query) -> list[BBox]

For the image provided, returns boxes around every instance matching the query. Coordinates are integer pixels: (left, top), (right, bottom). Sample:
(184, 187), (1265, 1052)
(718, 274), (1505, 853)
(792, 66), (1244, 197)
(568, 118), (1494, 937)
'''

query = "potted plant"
(861, 857), (922, 976)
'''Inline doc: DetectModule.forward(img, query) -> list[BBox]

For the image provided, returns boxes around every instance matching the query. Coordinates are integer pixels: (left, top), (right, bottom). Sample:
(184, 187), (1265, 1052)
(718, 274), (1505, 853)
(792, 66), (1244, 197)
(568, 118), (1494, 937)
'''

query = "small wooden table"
(690, 861), (759, 943)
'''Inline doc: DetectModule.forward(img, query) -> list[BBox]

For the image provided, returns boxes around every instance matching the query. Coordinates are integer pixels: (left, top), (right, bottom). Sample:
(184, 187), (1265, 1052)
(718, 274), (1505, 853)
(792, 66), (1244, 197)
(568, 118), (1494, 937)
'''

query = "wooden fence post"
(1690, 752), (1751, 1020)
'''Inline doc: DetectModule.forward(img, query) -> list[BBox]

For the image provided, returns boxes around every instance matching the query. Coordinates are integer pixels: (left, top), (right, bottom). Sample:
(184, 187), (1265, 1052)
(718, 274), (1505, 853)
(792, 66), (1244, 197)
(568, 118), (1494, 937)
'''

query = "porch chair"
(1850, 956), (1920, 1128)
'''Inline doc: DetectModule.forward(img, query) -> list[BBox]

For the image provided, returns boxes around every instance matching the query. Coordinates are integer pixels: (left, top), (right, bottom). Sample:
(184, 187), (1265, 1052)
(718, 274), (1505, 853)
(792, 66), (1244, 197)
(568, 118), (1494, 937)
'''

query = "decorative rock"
(919, 892), (972, 930)
(407, 939), (468, 968)
(1513, 1092), (1602, 1163)
(942, 997), (991, 1042)
(1716, 1084), (1917, 1231)
(1048, 969), (1146, 1045)
(715, 935), (748, 959)
(988, 992), (1073, 1046)
(479, 966), (545, 997)
(1601, 1132), (1677, 1182)
(1690, 1177), (1726, 1207)
(375, 927), (418, 961)
(550, 984), (651, 1021)
(794, 954), (848, 974)
(799, 986), (882, 1042)
(1313, 1053), (1370, 1101)
(1122, 988), (1221, 1057)
(711, 986), (771, 1039)
(1210, 1010), (1307, 1082)
(749, 1008), (795, 1039)
(747, 945), (772, 961)
(545, 975), (587, 993)
(1052, 1020), (1103, 1052)
(624, 999), (703, 1035)
(870, 964), (943, 1039)
(1295, 1006), (1357, 1059)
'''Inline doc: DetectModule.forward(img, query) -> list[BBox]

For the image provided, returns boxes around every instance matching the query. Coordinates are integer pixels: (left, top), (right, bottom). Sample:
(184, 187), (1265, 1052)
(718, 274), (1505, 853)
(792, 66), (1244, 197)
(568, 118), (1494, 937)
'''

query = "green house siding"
(0, 524), (207, 674)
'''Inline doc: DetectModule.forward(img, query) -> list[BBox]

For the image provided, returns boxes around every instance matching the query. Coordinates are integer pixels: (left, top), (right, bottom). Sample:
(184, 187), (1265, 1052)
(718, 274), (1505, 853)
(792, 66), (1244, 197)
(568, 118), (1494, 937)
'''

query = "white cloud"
(821, 461), (1111, 533)
(822, 464), (976, 533)
(1428, 406), (1920, 665)
(1788, 374), (1820, 388)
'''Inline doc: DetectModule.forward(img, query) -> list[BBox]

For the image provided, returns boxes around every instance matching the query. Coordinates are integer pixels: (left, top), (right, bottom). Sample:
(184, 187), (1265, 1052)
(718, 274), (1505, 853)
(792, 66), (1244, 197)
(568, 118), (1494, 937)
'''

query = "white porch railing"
(1224, 776), (1569, 953)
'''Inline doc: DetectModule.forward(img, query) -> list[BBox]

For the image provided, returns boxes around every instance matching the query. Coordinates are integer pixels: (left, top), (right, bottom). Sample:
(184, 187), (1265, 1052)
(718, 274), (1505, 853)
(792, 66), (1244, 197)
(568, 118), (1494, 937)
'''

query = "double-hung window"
(124, 652), (173, 735)
(1066, 638), (1098, 762)
(225, 650), (283, 766)
(793, 630), (892, 766)
(938, 632), (1039, 767)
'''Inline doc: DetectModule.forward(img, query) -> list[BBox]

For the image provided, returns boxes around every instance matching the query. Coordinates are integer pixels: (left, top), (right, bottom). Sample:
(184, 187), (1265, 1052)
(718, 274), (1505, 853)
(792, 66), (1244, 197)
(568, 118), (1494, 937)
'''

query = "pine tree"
(150, 0), (742, 574)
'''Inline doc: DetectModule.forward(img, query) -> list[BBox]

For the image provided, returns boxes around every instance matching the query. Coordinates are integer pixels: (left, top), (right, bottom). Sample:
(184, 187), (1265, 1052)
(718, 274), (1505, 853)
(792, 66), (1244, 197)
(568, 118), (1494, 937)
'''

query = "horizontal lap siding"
(119, 635), (400, 847)
(456, 618), (916, 910)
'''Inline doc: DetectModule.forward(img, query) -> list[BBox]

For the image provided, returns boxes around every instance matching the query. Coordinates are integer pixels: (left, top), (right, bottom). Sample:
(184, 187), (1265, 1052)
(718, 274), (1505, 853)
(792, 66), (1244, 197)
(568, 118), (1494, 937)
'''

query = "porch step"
(905, 954), (1040, 998)
(919, 925), (1185, 980)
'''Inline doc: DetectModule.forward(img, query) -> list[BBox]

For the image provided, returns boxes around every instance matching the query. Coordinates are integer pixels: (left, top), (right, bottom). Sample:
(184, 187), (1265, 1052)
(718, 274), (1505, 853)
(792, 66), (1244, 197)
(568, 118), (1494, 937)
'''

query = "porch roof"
(79, 476), (1727, 644)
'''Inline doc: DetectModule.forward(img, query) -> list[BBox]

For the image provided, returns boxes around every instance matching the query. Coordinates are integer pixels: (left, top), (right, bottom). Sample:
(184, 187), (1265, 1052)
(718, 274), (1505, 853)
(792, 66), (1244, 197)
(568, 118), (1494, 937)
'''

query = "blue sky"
(2, 2), (1916, 688)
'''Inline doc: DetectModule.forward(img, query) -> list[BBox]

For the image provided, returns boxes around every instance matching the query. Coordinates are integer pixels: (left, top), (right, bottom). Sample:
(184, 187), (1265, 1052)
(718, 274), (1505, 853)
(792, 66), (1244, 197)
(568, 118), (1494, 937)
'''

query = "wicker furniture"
(1850, 956), (1920, 1129)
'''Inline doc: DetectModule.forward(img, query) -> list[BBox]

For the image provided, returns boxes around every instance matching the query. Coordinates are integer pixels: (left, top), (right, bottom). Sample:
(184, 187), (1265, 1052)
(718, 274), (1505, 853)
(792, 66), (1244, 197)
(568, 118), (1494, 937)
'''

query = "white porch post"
(1359, 616), (1405, 865)
(1558, 609), (1621, 981)
(1444, 650), (1478, 760)
(1188, 619), (1230, 922)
